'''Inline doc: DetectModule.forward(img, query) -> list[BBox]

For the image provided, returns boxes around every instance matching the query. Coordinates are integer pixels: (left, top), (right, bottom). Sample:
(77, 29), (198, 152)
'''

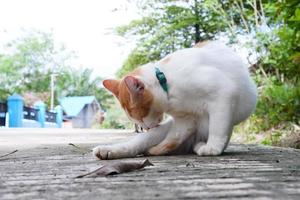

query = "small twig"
(0, 150), (18, 158)
(68, 143), (92, 154)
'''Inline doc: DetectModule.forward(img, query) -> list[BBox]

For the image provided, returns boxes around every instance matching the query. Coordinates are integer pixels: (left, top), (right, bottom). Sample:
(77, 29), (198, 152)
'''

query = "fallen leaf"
(76, 159), (154, 178)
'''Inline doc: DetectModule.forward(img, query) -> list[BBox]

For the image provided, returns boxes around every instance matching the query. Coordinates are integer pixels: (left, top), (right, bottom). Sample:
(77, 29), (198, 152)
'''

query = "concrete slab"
(0, 128), (134, 150)
(0, 128), (299, 199)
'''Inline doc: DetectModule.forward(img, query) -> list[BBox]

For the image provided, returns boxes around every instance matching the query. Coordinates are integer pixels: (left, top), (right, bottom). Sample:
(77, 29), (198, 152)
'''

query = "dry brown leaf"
(76, 159), (153, 178)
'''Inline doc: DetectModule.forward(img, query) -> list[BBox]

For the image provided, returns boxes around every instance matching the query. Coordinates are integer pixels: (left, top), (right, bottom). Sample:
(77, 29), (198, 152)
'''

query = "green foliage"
(256, 26), (300, 82)
(99, 100), (133, 129)
(249, 1), (300, 141)
(248, 1), (300, 83)
(0, 30), (112, 110)
(0, 30), (74, 100)
(56, 67), (112, 110)
(116, 48), (155, 78)
(255, 79), (300, 130)
(116, 0), (226, 76)
(260, 131), (283, 146)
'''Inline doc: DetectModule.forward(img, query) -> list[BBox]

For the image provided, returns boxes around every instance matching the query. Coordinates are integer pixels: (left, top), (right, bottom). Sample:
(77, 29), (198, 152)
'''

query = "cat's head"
(103, 76), (163, 130)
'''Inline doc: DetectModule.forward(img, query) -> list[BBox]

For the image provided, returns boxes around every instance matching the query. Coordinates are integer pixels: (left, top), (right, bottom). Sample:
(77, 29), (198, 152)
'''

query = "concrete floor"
(0, 128), (300, 200)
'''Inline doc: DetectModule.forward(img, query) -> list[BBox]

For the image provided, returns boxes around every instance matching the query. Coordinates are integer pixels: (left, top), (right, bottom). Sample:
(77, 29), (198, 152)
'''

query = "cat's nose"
(148, 122), (160, 129)
(140, 123), (149, 130)
(158, 115), (163, 122)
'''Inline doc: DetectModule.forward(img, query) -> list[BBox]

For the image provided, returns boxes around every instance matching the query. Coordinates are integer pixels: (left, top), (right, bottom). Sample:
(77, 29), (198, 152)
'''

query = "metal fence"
(23, 106), (39, 121)
(0, 102), (7, 126)
(45, 110), (57, 123)
(0, 95), (62, 128)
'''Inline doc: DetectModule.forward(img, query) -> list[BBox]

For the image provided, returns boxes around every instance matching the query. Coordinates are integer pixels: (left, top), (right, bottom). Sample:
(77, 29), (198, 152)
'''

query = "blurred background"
(0, 0), (299, 149)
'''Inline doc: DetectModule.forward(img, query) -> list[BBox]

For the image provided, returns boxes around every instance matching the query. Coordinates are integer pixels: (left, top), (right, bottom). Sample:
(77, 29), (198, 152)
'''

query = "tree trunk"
(193, 0), (200, 43)
(194, 24), (200, 43)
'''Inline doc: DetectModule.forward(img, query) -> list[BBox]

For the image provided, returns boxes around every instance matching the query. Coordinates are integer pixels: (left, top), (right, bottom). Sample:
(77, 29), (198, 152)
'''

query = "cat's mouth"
(141, 122), (160, 131)
(145, 124), (160, 131)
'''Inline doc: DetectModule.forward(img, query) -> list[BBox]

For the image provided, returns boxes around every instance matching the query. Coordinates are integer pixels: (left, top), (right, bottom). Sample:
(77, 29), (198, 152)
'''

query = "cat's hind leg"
(194, 100), (234, 156)
(147, 116), (196, 155)
(192, 114), (209, 154)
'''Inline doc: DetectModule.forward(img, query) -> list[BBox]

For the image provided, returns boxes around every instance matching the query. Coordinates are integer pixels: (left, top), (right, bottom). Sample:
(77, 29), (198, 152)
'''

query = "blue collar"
(155, 67), (169, 94)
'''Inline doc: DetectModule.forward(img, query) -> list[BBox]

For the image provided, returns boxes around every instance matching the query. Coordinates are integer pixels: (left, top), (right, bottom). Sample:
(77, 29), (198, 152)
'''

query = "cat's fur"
(93, 41), (257, 159)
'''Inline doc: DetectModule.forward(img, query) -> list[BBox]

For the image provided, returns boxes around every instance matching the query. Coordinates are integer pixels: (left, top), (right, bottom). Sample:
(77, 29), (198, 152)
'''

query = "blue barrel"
(55, 105), (63, 128)
(34, 101), (46, 128)
(7, 94), (24, 127)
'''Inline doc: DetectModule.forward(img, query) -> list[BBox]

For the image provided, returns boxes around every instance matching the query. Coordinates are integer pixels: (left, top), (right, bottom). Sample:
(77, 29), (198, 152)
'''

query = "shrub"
(255, 80), (300, 131)
(98, 100), (133, 129)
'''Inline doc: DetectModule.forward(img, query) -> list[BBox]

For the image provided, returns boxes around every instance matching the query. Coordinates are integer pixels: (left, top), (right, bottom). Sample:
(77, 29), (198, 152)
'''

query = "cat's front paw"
(194, 143), (223, 156)
(92, 145), (119, 160)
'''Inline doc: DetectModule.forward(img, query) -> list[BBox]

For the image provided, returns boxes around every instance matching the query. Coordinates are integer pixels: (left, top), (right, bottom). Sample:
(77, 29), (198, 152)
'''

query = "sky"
(0, 0), (139, 78)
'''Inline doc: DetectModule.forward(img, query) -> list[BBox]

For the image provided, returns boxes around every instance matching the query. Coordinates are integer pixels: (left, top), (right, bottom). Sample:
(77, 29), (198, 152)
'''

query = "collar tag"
(155, 67), (168, 94)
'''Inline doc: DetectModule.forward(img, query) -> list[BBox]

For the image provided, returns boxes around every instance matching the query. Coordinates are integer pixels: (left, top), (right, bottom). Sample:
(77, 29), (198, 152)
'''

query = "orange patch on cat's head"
(193, 40), (209, 48)
(102, 70), (154, 122)
(119, 77), (154, 121)
(103, 79), (120, 96)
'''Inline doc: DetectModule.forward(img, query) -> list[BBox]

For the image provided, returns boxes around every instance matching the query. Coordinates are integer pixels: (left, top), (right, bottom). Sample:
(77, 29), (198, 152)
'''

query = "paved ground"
(0, 128), (299, 200)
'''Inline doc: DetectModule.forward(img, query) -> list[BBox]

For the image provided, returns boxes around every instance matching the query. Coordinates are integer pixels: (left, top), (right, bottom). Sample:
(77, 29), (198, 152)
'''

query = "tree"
(0, 30), (74, 100)
(0, 30), (113, 110)
(264, 0), (300, 81)
(116, 0), (227, 77)
(56, 67), (112, 109)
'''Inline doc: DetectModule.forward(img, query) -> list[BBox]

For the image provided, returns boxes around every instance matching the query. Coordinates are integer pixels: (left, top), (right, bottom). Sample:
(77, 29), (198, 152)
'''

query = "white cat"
(93, 41), (257, 159)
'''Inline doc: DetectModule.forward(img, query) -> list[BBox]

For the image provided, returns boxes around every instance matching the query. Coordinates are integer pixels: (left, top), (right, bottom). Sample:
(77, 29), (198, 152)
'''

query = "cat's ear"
(124, 76), (145, 98)
(103, 79), (120, 96)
